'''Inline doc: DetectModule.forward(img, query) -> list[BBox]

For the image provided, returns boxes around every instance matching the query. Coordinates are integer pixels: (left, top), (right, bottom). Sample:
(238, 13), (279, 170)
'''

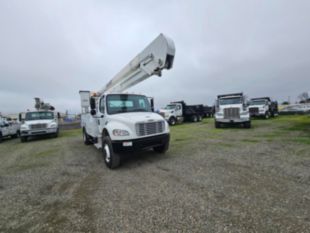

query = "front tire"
(83, 128), (92, 145)
(215, 121), (221, 128)
(102, 136), (121, 169)
(168, 117), (176, 126)
(244, 121), (251, 128)
(153, 140), (169, 153)
(264, 111), (270, 119)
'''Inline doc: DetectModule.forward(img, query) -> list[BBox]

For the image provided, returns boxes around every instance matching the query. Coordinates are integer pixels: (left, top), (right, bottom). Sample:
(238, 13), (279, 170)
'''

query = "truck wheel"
(83, 128), (92, 145)
(169, 117), (176, 126)
(198, 115), (202, 121)
(0, 133), (2, 143)
(244, 121), (251, 128)
(215, 121), (221, 128)
(102, 136), (120, 169)
(54, 128), (59, 138)
(153, 140), (169, 153)
(191, 115), (198, 122)
(264, 111), (270, 119)
(20, 136), (28, 143)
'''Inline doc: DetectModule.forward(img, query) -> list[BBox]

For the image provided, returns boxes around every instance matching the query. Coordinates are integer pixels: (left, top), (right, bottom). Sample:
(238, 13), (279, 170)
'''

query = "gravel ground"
(0, 116), (309, 233)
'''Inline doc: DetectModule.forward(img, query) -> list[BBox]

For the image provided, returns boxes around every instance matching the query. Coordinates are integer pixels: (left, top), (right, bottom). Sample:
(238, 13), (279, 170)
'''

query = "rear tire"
(83, 128), (92, 145)
(102, 136), (121, 169)
(20, 136), (28, 142)
(192, 115), (198, 122)
(153, 140), (169, 153)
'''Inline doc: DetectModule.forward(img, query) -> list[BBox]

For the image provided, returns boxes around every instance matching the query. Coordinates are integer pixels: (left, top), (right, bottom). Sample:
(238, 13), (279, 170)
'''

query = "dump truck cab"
(214, 93), (251, 128)
(249, 97), (278, 119)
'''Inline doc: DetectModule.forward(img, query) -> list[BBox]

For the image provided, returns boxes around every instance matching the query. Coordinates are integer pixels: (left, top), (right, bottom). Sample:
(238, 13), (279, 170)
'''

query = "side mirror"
(90, 109), (96, 116)
(57, 112), (61, 119)
(90, 97), (96, 110)
(19, 113), (22, 122)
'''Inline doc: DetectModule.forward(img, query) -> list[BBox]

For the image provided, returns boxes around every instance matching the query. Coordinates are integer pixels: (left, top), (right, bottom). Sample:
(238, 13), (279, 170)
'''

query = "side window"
(99, 97), (105, 113)
(138, 99), (146, 108)
(176, 105), (181, 110)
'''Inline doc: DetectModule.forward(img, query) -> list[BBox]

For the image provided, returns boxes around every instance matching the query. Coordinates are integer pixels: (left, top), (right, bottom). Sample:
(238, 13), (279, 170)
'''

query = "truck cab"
(81, 92), (170, 168)
(249, 97), (278, 119)
(19, 111), (59, 142)
(214, 93), (251, 128)
(0, 117), (20, 142)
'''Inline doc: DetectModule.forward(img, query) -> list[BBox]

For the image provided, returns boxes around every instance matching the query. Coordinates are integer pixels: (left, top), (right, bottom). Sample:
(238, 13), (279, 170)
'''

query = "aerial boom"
(98, 33), (175, 95)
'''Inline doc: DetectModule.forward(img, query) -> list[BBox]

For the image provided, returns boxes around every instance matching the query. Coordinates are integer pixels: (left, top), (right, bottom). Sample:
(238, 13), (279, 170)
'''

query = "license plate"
(123, 141), (133, 147)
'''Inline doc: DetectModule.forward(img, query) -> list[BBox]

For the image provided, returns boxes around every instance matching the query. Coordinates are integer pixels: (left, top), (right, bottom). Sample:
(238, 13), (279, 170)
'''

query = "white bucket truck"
(214, 93), (251, 128)
(79, 34), (175, 169)
(19, 98), (59, 142)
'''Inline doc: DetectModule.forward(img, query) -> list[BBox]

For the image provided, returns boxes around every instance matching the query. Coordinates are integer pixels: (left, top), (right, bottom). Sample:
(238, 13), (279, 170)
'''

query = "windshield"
(164, 105), (176, 110)
(25, 112), (54, 121)
(106, 94), (151, 114)
(219, 97), (242, 105)
(250, 100), (266, 106)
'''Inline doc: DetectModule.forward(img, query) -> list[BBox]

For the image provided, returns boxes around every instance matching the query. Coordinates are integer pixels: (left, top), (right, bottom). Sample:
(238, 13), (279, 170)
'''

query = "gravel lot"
(0, 116), (309, 233)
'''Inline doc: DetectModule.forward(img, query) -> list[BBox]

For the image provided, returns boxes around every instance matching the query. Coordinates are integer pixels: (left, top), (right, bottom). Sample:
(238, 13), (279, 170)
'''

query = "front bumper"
(112, 133), (170, 153)
(215, 118), (250, 124)
(20, 128), (58, 136)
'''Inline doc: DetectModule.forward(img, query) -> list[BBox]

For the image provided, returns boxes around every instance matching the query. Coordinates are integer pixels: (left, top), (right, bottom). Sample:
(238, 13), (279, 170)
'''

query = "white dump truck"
(79, 34), (175, 169)
(19, 98), (59, 142)
(249, 97), (278, 119)
(214, 93), (251, 128)
(0, 116), (20, 143)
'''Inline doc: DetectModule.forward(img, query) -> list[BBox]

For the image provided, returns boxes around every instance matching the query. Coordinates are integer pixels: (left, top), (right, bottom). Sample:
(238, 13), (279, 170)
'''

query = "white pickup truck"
(0, 118), (20, 143)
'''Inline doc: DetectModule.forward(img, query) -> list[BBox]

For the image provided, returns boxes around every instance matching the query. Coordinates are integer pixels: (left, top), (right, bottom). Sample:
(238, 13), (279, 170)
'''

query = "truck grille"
(136, 121), (165, 136)
(249, 107), (259, 114)
(30, 124), (47, 129)
(224, 108), (240, 119)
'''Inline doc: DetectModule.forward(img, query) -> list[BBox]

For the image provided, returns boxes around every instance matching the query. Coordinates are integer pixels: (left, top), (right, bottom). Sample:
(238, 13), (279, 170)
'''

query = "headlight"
(112, 129), (130, 136)
(49, 123), (57, 128)
(21, 125), (29, 130)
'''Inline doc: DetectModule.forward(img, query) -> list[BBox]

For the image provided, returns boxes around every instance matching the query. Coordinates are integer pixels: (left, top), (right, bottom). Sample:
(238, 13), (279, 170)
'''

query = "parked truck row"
(1, 34), (280, 170)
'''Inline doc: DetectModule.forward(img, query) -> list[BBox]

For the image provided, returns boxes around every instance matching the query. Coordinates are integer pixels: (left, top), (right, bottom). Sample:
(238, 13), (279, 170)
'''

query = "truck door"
(87, 97), (100, 137)
(176, 104), (182, 117)
(1, 121), (10, 136)
(98, 96), (108, 135)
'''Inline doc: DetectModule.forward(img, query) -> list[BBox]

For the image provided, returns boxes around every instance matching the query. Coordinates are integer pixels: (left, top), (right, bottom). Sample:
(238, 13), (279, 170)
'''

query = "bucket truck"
(19, 98), (60, 142)
(79, 34), (175, 169)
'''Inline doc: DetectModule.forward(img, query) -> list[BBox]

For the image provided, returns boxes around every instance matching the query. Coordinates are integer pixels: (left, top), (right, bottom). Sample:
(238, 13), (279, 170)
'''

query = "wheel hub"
(104, 144), (111, 163)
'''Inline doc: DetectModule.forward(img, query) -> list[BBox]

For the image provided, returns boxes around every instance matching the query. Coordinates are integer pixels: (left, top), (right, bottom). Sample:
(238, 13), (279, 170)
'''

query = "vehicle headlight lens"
(21, 125), (29, 130)
(113, 129), (130, 136)
(49, 123), (57, 128)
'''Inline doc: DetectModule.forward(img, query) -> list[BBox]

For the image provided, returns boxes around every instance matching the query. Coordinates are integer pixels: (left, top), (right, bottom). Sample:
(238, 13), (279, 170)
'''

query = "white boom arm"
(98, 33), (175, 95)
